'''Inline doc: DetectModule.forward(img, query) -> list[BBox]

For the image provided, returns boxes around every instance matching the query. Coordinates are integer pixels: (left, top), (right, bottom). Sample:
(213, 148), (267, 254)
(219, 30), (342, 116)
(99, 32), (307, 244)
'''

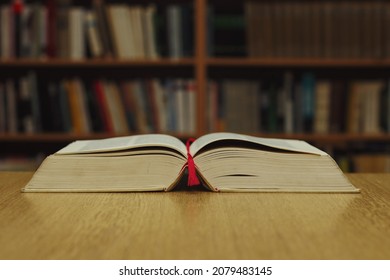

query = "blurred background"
(0, 0), (389, 172)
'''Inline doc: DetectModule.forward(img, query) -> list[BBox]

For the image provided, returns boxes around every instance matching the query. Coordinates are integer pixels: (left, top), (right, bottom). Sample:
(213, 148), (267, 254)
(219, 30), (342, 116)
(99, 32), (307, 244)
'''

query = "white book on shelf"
(106, 5), (132, 59)
(130, 6), (145, 59)
(69, 7), (85, 59)
(314, 81), (331, 134)
(362, 82), (383, 134)
(143, 5), (158, 59)
(123, 6), (136, 58)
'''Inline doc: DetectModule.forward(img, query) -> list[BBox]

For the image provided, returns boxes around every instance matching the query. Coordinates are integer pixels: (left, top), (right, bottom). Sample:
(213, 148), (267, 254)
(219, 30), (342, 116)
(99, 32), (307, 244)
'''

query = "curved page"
(191, 132), (326, 156)
(57, 134), (187, 156)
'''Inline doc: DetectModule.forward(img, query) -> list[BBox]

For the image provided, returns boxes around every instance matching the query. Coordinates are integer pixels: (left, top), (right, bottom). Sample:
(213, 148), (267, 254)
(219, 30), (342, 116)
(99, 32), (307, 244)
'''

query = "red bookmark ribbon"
(182, 138), (200, 186)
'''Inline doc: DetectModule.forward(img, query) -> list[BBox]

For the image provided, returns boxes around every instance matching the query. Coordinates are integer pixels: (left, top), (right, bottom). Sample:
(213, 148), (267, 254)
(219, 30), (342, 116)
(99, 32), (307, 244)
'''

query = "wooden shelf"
(3, 58), (390, 68)
(0, 133), (119, 142)
(0, 133), (195, 142)
(1, 133), (390, 143)
(0, 58), (196, 68)
(207, 57), (390, 68)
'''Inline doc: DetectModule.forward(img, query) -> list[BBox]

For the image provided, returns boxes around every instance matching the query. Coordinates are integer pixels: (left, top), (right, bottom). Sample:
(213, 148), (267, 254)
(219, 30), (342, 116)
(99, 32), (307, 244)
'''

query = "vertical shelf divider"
(195, 0), (207, 136)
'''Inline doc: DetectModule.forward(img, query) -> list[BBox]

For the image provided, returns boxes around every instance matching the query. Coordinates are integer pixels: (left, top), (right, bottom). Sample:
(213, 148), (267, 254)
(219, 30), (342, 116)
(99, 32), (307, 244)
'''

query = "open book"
(23, 133), (358, 192)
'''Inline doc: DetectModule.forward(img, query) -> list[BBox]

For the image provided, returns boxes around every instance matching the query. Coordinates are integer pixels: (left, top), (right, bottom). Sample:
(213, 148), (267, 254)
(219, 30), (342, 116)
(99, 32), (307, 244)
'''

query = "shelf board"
(4, 58), (390, 68)
(0, 133), (118, 142)
(207, 57), (390, 68)
(1, 133), (390, 143)
(0, 58), (196, 67)
(0, 133), (195, 142)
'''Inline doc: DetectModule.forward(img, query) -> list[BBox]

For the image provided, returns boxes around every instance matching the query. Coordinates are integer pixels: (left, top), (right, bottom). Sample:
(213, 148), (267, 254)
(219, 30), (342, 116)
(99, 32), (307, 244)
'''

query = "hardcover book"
(23, 133), (358, 193)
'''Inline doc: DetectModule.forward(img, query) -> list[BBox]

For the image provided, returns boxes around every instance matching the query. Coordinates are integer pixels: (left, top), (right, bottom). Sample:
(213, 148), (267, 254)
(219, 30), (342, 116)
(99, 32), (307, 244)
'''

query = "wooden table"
(0, 172), (389, 259)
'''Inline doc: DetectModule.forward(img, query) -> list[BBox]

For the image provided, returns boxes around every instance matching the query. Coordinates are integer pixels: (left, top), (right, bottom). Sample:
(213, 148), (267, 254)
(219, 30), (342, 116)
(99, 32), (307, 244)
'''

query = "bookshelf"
(0, 58), (196, 67)
(1, 0), (390, 172)
(207, 58), (390, 67)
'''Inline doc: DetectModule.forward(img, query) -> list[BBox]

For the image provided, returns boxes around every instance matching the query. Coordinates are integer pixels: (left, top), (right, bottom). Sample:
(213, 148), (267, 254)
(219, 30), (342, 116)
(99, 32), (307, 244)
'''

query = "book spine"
(6, 79), (18, 133)
(93, 0), (114, 57)
(46, 0), (56, 58)
(68, 7), (85, 60)
(85, 10), (103, 58)
(120, 81), (137, 132)
(0, 6), (12, 58)
(93, 80), (113, 133)
(167, 5), (183, 58)
(58, 80), (72, 132)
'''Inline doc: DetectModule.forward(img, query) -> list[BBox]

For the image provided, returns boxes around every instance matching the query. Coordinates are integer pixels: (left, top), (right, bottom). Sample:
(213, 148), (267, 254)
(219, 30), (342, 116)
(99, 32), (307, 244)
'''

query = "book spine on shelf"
(93, 80), (113, 133)
(167, 5), (183, 59)
(240, 0), (390, 59)
(207, 74), (388, 135)
(0, 82), (6, 133)
(85, 10), (103, 58)
(0, 5), (12, 58)
(0, 0), (175, 59)
(5, 79), (18, 133)
(58, 80), (72, 132)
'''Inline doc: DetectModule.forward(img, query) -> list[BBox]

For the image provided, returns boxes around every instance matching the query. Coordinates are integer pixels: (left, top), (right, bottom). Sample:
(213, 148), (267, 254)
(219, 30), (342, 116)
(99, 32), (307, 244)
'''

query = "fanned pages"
(23, 133), (358, 193)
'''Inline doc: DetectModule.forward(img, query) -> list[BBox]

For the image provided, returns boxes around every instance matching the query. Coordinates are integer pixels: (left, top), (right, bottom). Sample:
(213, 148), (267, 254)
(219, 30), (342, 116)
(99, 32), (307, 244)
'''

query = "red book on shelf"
(92, 80), (113, 132)
(46, 0), (57, 57)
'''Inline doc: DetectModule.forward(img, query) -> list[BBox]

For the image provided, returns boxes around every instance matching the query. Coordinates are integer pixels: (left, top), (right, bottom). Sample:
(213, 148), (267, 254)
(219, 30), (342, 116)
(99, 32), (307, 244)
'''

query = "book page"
(191, 132), (327, 156)
(57, 134), (187, 156)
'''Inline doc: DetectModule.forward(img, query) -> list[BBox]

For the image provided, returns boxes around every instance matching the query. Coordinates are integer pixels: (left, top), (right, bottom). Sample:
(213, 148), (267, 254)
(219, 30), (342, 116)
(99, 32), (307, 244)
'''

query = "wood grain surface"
(0, 172), (389, 259)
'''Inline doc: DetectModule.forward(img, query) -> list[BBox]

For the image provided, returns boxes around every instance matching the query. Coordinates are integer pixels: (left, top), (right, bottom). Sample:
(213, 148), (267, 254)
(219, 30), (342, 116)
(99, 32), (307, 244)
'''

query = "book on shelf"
(164, 3), (194, 58)
(68, 7), (85, 59)
(0, 73), (196, 135)
(347, 80), (384, 134)
(207, 75), (390, 135)
(0, 1), (192, 59)
(0, 156), (42, 171)
(0, 82), (5, 132)
(243, 0), (390, 58)
(352, 154), (390, 173)
(208, 4), (246, 57)
(23, 132), (358, 193)
(85, 11), (104, 57)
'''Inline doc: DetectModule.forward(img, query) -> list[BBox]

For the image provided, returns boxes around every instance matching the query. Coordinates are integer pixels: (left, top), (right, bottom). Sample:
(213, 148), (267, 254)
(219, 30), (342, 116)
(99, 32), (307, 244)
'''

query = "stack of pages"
(23, 133), (358, 193)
